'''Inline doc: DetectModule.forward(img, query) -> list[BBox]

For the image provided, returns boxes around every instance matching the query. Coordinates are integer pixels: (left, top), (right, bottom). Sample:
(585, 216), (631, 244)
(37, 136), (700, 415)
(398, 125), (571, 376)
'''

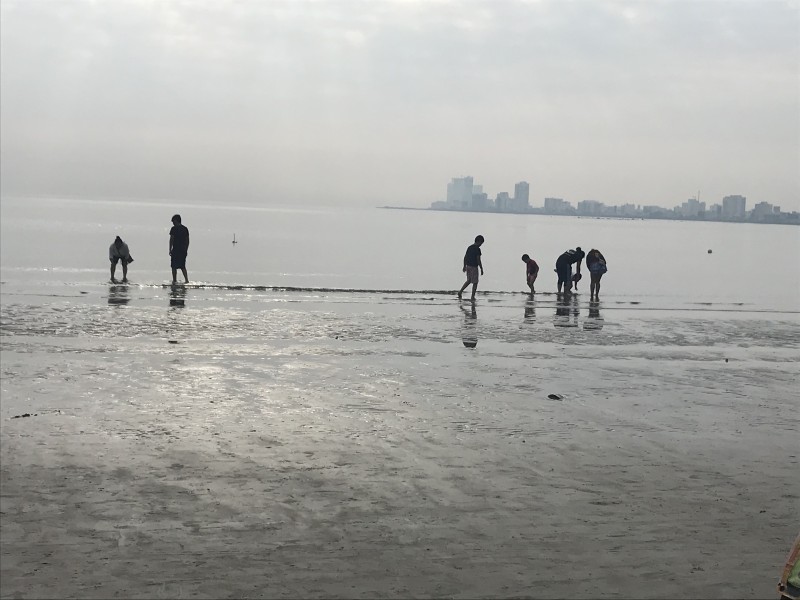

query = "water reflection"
(169, 284), (187, 308)
(460, 302), (478, 348)
(583, 301), (604, 330)
(107, 285), (130, 306)
(554, 293), (579, 328)
(523, 298), (536, 323)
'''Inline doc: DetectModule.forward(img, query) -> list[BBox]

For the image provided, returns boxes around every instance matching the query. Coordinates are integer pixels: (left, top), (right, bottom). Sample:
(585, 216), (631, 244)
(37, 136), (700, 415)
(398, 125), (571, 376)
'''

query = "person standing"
(458, 235), (484, 301)
(555, 247), (585, 294)
(521, 254), (539, 294)
(586, 248), (607, 300)
(169, 214), (190, 284)
(108, 236), (132, 283)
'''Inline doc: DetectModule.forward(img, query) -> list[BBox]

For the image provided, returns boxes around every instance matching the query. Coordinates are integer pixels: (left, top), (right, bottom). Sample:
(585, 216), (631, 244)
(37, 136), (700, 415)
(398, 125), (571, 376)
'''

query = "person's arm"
(109, 245), (114, 261)
(186, 229), (189, 252)
(478, 256), (484, 275)
(169, 234), (174, 255)
(463, 251), (467, 272)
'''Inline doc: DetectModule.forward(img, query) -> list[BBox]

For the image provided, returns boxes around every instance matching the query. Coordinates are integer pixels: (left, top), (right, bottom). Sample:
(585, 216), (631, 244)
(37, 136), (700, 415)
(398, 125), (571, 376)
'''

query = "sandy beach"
(1, 284), (797, 598)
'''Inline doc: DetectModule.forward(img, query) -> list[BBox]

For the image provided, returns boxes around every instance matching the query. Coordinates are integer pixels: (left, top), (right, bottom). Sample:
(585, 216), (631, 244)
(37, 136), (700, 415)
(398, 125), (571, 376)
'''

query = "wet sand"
(1, 285), (798, 598)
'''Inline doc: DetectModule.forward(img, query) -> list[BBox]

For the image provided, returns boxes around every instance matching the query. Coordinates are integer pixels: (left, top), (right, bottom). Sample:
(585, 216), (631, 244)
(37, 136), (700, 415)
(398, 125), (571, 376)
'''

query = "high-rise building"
(722, 195), (746, 219)
(446, 177), (474, 209)
(577, 200), (604, 216)
(544, 197), (572, 213)
(514, 182), (530, 212)
(495, 192), (511, 212)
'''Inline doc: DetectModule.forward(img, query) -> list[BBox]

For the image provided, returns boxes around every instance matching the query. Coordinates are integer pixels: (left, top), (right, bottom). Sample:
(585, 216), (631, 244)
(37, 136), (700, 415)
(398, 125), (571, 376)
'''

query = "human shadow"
(583, 300), (604, 330)
(107, 284), (130, 306)
(460, 302), (478, 348)
(554, 292), (579, 328)
(169, 283), (187, 308)
(523, 297), (536, 324)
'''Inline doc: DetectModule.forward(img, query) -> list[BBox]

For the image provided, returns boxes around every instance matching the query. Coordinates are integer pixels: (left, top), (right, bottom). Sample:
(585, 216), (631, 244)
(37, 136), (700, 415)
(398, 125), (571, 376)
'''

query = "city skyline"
(429, 176), (799, 224)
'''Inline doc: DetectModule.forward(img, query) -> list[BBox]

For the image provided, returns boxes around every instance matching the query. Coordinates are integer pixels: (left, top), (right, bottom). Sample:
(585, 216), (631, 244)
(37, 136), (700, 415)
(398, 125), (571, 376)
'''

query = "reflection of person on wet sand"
(524, 298), (536, 323)
(169, 283), (186, 308)
(583, 300), (604, 330)
(107, 285), (130, 306)
(109, 236), (132, 283)
(521, 254), (539, 294)
(554, 292), (579, 328)
(458, 235), (484, 301)
(460, 303), (478, 348)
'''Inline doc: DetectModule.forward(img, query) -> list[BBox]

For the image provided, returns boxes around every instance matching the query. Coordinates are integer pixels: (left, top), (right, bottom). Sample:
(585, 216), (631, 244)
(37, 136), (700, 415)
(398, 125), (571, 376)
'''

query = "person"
(458, 235), (484, 301)
(554, 247), (585, 294)
(521, 254), (539, 294)
(586, 248), (608, 300)
(108, 236), (132, 283)
(169, 214), (190, 284)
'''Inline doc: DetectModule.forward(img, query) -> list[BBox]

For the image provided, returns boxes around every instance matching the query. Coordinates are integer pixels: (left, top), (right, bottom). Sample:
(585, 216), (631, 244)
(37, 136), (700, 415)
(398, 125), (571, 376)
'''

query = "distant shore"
(379, 205), (800, 225)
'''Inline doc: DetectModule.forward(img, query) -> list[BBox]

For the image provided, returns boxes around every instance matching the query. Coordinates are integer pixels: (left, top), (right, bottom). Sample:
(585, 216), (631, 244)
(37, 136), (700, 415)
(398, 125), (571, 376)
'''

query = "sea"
(1, 196), (798, 312)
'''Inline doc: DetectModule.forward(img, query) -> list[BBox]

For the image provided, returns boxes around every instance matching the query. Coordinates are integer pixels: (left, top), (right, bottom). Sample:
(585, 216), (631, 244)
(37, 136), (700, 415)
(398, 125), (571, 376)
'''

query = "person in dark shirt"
(555, 247), (584, 294)
(169, 214), (190, 284)
(458, 235), (484, 301)
(521, 254), (539, 295)
(586, 248), (608, 300)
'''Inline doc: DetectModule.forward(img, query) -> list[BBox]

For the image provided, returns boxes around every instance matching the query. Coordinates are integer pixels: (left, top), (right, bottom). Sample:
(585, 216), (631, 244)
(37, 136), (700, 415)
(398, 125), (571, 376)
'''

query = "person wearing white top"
(109, 236), (132, 282)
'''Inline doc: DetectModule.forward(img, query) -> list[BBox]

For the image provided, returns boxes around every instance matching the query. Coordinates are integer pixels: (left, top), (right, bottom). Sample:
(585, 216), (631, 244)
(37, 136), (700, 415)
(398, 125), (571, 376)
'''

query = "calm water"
(1, 197), (798, 311)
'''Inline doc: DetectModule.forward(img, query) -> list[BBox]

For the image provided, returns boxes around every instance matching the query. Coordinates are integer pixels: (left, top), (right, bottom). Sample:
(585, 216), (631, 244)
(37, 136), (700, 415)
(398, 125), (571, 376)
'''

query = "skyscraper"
(514, 181), (530, 212)
(722, 195), (746, 219)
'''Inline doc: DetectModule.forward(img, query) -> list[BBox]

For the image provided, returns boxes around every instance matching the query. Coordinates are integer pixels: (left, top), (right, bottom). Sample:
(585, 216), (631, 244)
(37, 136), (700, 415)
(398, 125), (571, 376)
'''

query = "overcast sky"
(1, 0), (798, 210)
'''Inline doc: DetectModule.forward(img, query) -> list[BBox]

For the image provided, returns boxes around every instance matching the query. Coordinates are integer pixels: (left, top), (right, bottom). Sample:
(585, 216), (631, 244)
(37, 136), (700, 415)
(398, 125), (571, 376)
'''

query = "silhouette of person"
(586, 249), (608, 300)
(521, 254), (539, 294)
(169, 214), (190, 284)
(555, 247), (585, 295)
(109, 236), (132, 283)
(460, 303), (478, 348)
(458, 235), (484, 301)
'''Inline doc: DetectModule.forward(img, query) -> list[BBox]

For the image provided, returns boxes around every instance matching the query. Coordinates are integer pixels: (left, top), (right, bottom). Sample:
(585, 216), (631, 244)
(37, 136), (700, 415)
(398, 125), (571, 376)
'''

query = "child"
(521, 254), (539, 294)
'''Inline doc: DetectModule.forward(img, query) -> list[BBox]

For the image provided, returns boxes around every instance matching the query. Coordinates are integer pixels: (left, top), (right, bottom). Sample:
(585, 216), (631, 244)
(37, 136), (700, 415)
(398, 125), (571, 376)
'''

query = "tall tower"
(514, 181), (530, 211)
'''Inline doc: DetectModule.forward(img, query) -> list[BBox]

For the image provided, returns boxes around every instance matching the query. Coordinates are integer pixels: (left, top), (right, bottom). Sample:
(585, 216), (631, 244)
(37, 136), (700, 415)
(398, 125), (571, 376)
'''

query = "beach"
(1, 282), (798, 598)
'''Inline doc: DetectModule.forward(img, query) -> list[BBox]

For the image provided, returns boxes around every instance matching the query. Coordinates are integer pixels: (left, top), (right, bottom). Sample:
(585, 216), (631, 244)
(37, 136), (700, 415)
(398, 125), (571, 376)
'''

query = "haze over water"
(1, 196), (798, 313)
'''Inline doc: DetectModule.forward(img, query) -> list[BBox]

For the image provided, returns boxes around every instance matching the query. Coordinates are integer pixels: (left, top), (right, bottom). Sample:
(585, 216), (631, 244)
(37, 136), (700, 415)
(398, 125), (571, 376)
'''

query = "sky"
(1, 0), (798, 211)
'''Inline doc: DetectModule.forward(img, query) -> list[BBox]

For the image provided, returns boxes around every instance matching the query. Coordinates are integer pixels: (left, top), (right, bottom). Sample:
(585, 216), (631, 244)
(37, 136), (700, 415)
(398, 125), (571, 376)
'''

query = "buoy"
(707, 249), (712, 254)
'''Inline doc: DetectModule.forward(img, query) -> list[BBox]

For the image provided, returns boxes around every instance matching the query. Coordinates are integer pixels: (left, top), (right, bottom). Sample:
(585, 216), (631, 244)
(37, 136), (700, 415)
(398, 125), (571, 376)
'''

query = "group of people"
(458, 235), (608, 301)
(108, 214), (191, 284)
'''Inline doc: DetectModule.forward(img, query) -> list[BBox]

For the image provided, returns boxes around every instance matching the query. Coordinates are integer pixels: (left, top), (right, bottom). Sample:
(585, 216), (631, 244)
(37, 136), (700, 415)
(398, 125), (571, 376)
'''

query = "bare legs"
(590, 274), (602, 300)
(172, 267), (189, 284)
(110, 261), (128, 283)
(458, 281), (477, 301)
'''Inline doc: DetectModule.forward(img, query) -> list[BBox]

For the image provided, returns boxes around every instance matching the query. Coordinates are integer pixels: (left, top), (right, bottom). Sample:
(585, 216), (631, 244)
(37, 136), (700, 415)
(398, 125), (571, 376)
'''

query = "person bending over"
(109, 236), (132, 283)
(521, 254), (539, 294)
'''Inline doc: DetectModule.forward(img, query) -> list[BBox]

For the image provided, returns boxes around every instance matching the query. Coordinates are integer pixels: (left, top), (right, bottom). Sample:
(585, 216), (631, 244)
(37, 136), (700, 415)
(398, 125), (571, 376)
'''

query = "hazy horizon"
(1, 0), (798, 210)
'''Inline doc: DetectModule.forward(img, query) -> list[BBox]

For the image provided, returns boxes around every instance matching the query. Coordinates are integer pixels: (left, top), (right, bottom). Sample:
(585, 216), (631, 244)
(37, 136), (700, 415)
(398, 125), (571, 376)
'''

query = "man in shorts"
(458, 235), (484, 301)
(169, 214), (190, 284)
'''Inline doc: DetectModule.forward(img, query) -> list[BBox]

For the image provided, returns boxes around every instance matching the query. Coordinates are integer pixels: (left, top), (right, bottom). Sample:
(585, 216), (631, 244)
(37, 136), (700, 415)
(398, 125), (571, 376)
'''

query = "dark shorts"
(171, 254), (187, 269)
(555, 260), (572, 285)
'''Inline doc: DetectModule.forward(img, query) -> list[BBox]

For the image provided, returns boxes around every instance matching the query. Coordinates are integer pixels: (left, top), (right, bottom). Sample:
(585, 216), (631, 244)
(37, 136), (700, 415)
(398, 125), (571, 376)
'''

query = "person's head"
(575, 246), (585, 258)
(521, 254), (530, 263)
(475, 235), (484, 246)
(172, 214), (182, 225)
(114, 236), (123, 246)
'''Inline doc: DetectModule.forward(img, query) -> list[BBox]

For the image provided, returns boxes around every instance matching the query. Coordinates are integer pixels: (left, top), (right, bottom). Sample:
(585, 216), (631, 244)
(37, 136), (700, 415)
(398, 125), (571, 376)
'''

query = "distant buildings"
(722, 195), (747, 219)
(428, 176), (798, 225)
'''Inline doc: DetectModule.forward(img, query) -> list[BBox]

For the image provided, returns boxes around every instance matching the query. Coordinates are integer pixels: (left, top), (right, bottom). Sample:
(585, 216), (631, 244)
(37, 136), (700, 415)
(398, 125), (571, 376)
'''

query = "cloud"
(1, 0), (798, 208)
